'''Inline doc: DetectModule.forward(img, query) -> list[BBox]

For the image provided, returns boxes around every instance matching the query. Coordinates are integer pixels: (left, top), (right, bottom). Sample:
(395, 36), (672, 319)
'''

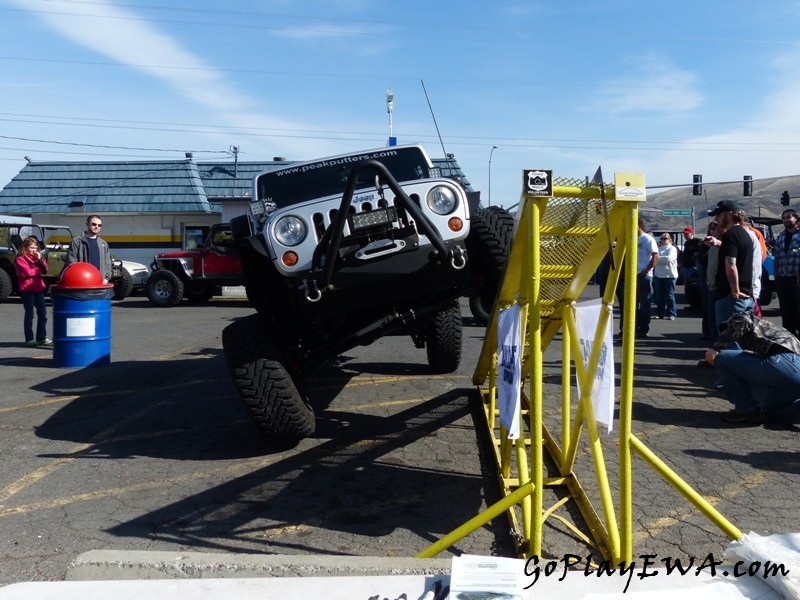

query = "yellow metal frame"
(418, 173), (741, 564)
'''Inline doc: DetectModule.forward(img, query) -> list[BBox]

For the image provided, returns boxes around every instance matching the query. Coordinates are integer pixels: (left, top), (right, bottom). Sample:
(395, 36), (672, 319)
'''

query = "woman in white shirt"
(654, 233), (679, 319)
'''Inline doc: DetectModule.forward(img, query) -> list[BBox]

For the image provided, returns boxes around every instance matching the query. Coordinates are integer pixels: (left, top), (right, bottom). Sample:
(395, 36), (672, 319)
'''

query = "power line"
(2, 113), (800, 155)
(0, 134), (228, 154)
(0, 55), (635, 90)
(4, 1), (792, 47)
(0, 6), (511, 46)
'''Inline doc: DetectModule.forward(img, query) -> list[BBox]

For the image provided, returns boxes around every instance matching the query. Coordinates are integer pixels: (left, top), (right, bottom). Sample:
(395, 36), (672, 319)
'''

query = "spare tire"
(465, 206), (515, 325)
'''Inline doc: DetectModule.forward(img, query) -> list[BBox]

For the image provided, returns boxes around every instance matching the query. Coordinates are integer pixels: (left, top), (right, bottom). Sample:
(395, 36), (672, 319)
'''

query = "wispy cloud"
(590, 53), (704, 116)
(634, 43), (800, 182)
(4, 0), (346, 158)
(10, 0), (242, 111)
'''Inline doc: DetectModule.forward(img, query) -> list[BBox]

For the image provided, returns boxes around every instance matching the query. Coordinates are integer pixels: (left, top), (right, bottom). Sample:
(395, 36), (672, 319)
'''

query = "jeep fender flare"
(239, 235), (272, 260)
(230, 214), (253, 241)
(154, 258), (192, 280)
(231, 215), (273, 261)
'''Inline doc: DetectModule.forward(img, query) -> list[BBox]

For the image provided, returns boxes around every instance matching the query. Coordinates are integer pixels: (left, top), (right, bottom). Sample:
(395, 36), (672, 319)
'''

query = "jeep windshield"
(1, 224), (71, 250)
(255, 147), (431, 208)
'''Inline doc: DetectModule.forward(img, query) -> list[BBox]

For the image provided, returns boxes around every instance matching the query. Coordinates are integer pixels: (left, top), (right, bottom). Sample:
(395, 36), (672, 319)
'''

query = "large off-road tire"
(147, 270), (184, 307)
(0, 268), (12, 302)
(185, 282), (215, 303)
(465, 206), (515, 325)
(112, 268), (134, 301)
(223, 314), (315, 447)
(425, 300), (462, 374)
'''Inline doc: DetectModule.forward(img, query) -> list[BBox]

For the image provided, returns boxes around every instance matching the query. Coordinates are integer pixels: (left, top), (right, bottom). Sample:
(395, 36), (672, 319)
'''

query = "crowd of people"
(599, 202), (800, 428)
(689, 201), (799, 427)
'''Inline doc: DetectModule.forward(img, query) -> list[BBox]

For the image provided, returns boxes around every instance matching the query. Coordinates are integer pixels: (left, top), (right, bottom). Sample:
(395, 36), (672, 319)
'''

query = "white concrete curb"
(67, 551), (451, 581)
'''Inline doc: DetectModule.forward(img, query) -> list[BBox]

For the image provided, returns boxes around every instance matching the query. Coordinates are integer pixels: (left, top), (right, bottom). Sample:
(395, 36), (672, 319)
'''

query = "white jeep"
(222, 145), (513, 446)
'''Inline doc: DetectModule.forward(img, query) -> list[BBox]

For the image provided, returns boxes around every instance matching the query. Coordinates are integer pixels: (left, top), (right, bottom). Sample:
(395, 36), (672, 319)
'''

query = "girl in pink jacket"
(14, 237), (52, 346)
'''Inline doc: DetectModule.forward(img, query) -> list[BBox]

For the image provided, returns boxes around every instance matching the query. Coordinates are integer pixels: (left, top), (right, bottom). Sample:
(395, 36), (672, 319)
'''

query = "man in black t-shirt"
(706, 200), (754, 333)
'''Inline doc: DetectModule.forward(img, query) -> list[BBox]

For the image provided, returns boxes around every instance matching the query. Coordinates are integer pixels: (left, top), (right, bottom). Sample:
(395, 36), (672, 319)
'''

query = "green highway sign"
(662, 209), (692, 216)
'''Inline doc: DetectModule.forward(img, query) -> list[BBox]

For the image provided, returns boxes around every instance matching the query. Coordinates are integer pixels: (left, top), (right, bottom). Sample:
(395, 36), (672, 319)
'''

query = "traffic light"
(743, 175), (752, 197)
(781, 190), (790, 206)
(692, 174), (702, 196)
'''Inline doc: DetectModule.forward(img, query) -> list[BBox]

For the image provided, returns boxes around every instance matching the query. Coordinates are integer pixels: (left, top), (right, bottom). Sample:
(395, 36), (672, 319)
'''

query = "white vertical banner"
(574, 298), (615, 433)
(497, 304), (522, 439)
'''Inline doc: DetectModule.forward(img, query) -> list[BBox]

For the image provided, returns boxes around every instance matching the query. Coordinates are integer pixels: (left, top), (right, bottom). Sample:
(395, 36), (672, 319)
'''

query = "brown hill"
(643, 175), (795, 230)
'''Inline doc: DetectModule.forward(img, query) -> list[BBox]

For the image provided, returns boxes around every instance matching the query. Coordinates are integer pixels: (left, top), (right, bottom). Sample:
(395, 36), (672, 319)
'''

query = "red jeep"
(146, 223), (243, 306)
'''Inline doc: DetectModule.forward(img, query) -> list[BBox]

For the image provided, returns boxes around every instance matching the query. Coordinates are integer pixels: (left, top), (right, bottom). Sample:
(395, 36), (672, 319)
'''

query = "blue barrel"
(52, 289), (112, 368)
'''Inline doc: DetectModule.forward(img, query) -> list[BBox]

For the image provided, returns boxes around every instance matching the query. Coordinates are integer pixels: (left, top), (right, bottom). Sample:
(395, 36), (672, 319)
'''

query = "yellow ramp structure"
(418, 172), (741, 564)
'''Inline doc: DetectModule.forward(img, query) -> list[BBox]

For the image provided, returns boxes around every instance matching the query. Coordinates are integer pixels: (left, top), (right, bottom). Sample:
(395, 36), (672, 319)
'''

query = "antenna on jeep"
(420, 80), (452, 173)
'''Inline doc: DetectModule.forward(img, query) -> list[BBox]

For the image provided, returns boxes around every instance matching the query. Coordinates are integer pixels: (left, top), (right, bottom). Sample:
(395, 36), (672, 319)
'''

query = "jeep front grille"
(310, 195), (418, 241)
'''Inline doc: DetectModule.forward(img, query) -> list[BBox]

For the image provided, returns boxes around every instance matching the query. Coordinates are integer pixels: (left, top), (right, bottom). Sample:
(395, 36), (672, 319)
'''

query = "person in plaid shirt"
(774, 208), (800, 337)
(705, 311), (800, 425)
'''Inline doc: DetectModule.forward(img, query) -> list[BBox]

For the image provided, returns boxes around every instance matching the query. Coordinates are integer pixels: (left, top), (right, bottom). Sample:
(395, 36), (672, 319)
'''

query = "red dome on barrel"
(56, 263), (107, 289)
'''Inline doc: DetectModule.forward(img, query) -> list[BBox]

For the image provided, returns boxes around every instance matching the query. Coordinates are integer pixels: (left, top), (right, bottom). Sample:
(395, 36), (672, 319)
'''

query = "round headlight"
(426, 185), (458, 215)
(274, 216), (307, 246)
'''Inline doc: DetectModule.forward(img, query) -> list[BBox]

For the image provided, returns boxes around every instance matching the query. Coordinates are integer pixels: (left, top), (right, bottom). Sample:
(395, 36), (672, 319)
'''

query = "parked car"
(146, 223), (243, 306)
(112, 260), (150, 300)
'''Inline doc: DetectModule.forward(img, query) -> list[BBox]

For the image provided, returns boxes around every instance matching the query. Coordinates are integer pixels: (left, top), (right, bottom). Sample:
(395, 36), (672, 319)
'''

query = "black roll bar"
(311, 159), (451, 289)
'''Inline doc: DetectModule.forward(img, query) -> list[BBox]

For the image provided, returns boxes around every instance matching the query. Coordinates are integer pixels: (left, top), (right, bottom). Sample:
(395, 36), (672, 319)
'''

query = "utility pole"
(488, 145), (498, 206)
(230, 145), (239, 197)
(386, 87), (396, 146)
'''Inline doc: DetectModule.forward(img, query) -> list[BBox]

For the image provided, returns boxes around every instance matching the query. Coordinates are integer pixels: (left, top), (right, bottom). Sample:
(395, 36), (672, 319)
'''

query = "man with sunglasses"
(66, 215), (112, 284)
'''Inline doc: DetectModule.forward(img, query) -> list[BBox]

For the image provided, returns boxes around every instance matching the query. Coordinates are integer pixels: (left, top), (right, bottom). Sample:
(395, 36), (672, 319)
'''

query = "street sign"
(662, 209), (691, 216)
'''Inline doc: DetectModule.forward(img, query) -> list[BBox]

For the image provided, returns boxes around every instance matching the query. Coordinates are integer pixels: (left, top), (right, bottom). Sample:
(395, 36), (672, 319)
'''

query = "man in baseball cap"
(707, 198), (754, 341)
(708, 200), (741, 216)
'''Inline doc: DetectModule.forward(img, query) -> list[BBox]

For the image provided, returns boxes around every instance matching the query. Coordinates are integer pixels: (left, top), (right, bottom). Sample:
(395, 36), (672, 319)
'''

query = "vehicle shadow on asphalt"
(28, 348), (516, 555)
(31, 351), (276, 461)
(29, 349), (465, 459)
(326, 358), (448, 377)
(103, 386), (516, 557)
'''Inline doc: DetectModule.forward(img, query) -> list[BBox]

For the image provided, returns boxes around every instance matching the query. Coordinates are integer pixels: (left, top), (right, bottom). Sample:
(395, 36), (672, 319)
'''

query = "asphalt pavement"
(0, 287), (797, 586)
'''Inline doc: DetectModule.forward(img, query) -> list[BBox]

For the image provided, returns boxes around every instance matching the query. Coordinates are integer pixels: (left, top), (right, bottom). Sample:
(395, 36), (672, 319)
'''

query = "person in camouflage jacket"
(704, 311), (800, 425)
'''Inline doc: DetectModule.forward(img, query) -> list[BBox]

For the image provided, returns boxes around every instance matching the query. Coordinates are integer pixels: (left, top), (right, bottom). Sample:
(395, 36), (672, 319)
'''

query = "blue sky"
(2, 0), (800, 208)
